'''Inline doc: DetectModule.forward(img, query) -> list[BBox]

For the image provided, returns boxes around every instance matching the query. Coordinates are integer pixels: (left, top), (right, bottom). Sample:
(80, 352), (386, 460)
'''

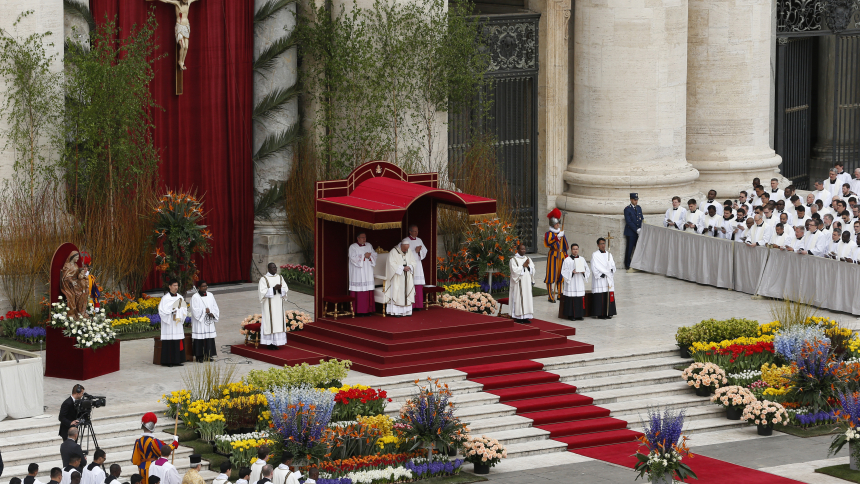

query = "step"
(588, 382), (698, 406)
(505, 394), (594, 413)
(455, 403), (518, 422)
(600, 393), (715, 417)
(0, 446), (196, 479)
(487, 382), (579, 403)
(536, 348), (682, 370)
(629, 416), (750, 436)
(385, 379), (483, 401)
(485, 427), (550, 446)
(548, 357), (691, 381)
(520, 405), (611, 426)
(537, 417), (629, 438)
(503, 439), (569, 459)
(0, 408), (169, 438)
(450, 392), (500, 408)
(556, 429), (643, 449)
(1, 432), (179, 467)
(342, 368), (467, 392)
(0, 419), (175, 451)
(616, 403), (724, 426)
(456, 360), (546, 379)
(471, 371), (560, 391)
(562, 370), (682, 393)
(467, 415), (533, 434)
(318, 314), (517, 341)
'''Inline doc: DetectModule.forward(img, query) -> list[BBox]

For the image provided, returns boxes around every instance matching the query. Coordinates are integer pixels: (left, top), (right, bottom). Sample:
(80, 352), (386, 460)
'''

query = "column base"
(690, 152), (787, 196)
(555, 212), (666, 265)
(252, 220), (305, 279)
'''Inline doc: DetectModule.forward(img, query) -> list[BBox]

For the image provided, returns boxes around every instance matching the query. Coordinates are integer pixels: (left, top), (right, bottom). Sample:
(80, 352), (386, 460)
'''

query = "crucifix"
(146, 0), (202, 95)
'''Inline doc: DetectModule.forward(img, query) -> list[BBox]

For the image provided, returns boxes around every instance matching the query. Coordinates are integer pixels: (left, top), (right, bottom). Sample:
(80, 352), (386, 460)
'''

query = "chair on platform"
(373, 250), (389, 316)
(243, 322), (261, 348)
(423, 285), (445, 307)
(323, 295), (356, 320)
(496, 297), (510, 318)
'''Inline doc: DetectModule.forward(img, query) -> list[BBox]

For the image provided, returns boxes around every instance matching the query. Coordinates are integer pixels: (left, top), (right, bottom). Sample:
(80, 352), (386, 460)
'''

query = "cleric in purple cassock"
(348, 231), (377, 316)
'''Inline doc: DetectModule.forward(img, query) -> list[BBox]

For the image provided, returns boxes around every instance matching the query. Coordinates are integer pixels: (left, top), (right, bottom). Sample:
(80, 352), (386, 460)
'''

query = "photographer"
(59, 385), (85, 439)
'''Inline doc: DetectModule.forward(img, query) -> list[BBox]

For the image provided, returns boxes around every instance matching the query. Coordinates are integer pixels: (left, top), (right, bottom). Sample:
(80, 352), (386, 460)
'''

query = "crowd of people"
(663, 164), (860, 260)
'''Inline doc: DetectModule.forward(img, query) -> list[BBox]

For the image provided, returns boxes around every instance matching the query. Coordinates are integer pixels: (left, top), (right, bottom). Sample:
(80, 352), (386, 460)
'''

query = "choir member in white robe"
(762, 207), (778, 228)
(590, 238), (617, 319)
(718, 207), (738, 240)
(406, 225), (429, 310)
(826, 227), (841, 257)
(81, 451), (105, 484)
(812, 181), (833, 208)
(148, 446), (180, 484)
(664, 197), (686, 229)
(837, 231), (857, 262)
(560, 244), (590, 321)
(825, 170), (843, 198)
(683, 200), (705, 234)
(702, 205), (722, 237)
(785, 226), (806, 253)
(190, 281), (219, 362)
(158, 280), (187, 367)
(770, 223), (789, 249)
(61, 460), (81, 484)
(800, 221), (828, 256)
(768, 179), (784, 202)
(249, 454), (267, 484)
(778, 213), (793, 233)
(851, 168), (860, 196)
(703, 190), (720, 214)
(213, 462), (232, 484)
(272, 452), (293, 484)
(259, 263), (288, 349)
(348, 232), (376, 316)
(837, 163), (852, 185)
(384, 240), (417, 317)
(795, 206), (810, 228)
(508, 244), (535, 324)
(746, 215), (772, 246)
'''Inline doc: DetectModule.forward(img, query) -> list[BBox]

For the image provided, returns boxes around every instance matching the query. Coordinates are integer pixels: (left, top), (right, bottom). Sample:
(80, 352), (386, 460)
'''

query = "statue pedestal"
(45, 327), (120, 380)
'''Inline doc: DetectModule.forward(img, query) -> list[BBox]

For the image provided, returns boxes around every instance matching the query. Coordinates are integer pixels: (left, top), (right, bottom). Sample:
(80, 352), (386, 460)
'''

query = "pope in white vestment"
(259, 263), (288, 348)
(591, 239), (617, 319)
(406, 225), (429, 309)
(384, 239), (417, 317)
(509, 245), (534, 323)
(149, 456), (181, 484)
(348, 233), (377, 315)
(560, 246), (590, 321)
(158, 282), (187, 367)
(190, 281), (219, 362)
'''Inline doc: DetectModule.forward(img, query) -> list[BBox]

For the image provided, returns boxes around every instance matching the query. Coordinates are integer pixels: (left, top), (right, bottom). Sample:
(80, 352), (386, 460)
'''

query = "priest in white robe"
(683, 200), (705, 234)
(664, 197), (686, 229)
(406, 225), (429, 310)
(800, 220), (828, 256)
(158, 280), (187, 367)
(826, 228), (842, 258)
(190, 281), (219, 362)
(148, 446), (181, 484)
(509, 244), (535, 324)
(770, 223), (789, 249)
(348, 231), (376, 316)
(384, 239), (417, 317)
(590, 238), (617, 319)
(718, 206), (737, 240)
(560, 244), (590, 321)
(825, 170), (842, 199)
(785, 226), (807, 253)
(838, 231), (857, 262)
(81, 451), (106, 484)
(746, 214), (772, 246)
(259, 262), (288, 349)
(702, 205), (723, 237)
(851, 168), (860, 196)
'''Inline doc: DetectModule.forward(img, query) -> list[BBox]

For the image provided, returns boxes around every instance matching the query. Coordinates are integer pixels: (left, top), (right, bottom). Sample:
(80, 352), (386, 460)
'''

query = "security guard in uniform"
(623, 193), (644, 269)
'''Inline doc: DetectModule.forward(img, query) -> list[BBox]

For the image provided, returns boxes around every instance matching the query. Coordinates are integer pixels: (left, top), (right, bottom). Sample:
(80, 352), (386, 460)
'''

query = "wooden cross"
(605, 231), (614, 252)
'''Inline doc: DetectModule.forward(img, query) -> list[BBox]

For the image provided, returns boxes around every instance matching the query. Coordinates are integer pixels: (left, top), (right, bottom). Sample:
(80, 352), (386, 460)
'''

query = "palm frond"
(253, 33), (297, 73)
(252, 123), (300, 164)
(63, 0), (97, 33)
(253, 85), (300, 123)
(254, 183), (287, 220)
(254, 0), (298, 26)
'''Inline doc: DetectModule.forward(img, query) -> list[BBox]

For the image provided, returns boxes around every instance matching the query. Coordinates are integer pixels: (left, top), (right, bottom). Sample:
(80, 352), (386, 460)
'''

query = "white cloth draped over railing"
(0, 346), (44, 420)
(630, 224), (860, 315)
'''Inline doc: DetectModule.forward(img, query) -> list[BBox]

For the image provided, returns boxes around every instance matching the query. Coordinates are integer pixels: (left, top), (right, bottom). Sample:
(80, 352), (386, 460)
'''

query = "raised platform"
(230, 308), (593, 376)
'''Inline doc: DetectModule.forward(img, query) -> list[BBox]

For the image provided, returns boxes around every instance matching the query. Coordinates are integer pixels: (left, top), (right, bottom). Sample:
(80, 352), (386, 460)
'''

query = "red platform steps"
(230, 308), (593, 377)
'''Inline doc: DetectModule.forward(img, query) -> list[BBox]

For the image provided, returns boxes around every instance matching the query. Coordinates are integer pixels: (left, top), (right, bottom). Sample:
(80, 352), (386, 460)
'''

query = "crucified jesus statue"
(147, 0), (201, 70)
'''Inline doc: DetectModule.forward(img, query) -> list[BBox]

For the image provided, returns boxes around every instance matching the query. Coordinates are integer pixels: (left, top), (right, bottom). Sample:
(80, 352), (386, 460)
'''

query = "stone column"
(527, 0), (571, 231)
(556, 0), (699, 260)
(686, 0), (784, 196)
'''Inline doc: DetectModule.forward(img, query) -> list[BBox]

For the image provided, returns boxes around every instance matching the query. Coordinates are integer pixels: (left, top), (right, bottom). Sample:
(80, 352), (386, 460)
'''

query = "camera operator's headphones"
(73, 384), (85, 395)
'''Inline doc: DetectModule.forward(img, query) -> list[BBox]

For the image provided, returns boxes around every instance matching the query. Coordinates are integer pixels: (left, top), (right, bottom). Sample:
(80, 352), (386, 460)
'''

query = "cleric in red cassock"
(348, 231), (377, 316)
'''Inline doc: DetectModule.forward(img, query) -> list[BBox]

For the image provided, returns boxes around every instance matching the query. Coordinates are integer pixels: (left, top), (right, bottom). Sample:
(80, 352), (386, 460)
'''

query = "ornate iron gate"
(448, 14), (540, 250)
(775, 38), (814, 189)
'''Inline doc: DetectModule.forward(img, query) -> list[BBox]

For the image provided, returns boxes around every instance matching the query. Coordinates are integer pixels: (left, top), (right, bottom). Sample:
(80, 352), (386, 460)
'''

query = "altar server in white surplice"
(664, 196), (686, 229)
(190, 281), (219, 362)
(158, 279), (187, 367)
(800, 220), (828, 256)
(702, 205), (723, 237)
(837, 231), (857, 262)
(683, 199), (705, 234)
(591, 238), (617, 319)
(560, 244), (590, 321)
(348, 231), (376, 316)
(770, 224), (789, 249)
(718, 206), (738, 240)
(384, 239), (417, 317)
(785, 226), (806, 253)
(259, 262), (288, 349)
(509, 244), (535, 324)
(406, 225), (429, 310)
(745, 214), (772, 246)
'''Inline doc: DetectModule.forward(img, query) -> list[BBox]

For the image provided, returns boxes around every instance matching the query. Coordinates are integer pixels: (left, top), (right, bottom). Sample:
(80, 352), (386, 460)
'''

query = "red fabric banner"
(90, 0), (254, 286)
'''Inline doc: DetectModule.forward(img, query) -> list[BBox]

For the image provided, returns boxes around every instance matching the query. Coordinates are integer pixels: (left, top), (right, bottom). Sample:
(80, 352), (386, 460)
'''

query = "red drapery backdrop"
(90, 0), (254, 287)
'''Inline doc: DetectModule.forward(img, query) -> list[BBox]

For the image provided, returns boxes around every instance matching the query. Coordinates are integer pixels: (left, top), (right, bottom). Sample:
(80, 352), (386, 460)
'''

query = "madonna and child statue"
(60, 251), (91, 318)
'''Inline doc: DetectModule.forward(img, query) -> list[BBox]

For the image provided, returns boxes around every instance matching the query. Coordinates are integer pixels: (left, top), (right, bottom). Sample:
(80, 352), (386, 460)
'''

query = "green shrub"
(243, 359), (351, 390)
(675, 318), (759, 347)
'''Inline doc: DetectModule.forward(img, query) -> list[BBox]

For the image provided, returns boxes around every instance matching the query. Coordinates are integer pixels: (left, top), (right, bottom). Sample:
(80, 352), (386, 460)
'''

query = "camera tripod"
(77, 416), (99, 455)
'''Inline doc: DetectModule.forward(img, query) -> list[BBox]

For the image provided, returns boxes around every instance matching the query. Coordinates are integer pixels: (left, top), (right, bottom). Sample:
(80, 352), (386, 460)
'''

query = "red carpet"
(573, 442), (805, 483)
(530, 319), (578, 337)
(231, 308), (593, 376)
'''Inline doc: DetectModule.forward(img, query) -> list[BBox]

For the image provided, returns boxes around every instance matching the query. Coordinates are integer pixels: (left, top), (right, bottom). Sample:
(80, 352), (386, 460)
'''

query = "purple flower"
(143, 314), (161, 325)
(838, 392), (860, 427)
(642, 408), (685, 453)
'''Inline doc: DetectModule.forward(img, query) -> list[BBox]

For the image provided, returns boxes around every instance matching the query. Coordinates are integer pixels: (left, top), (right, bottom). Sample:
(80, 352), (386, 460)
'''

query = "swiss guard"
(544, 208), (569, 303)
(623, 193), (644, 269)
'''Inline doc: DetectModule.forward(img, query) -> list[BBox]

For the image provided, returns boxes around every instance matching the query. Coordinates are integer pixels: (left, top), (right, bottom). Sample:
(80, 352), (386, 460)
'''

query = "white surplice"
(747, 223), (772, 246)
(664, 207), (686, 229)
(190, 291), (219, 340)
(405, 236), (428, 285)
(384, 247), (416, 315)
(249, 459), (266, 484)
(560, 256), (590, 297)
(802, 229), (828, 256)
(825, 179), (842, 199)
(149, 459), (181, 484)
(213, 474), (231, 484)
(683, 209), (705, 234)
(771, 232), (789, 248)
(509, 254), (534, 319)
(787, 235), (806, 252)
(590, 250), (615, 294)
(838, 241), (857, 260)
(81, 464), (105, 484)
(158, 293), (187, 341)
(703, 214), (723, 237)
(272, 464), (292, 484)
(718, 217), (738, 240)
(348, 243), (376, 291)
(259, 273), (288, 345)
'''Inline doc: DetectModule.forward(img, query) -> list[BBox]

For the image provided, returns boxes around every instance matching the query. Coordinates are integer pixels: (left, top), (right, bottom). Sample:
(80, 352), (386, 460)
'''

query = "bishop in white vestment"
(560, 244), (590, 321)
(190, 281), (219, 362)
(259, 263), (288, 349)
(406, 225), (429, 310)
(590, 239), (617, 319)
(509, 244), (534, 324)
(384, 240), (417, 317)
(158, 280), (187, 367)
(348, 232), (376, 315)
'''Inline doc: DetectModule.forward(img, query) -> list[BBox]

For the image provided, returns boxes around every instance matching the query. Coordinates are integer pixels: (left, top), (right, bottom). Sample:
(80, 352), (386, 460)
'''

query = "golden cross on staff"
(146, 0), (202, 95)
(604, 231), (614, 315)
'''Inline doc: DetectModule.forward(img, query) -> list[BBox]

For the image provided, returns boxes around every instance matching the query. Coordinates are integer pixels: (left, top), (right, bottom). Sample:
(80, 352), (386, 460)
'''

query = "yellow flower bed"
(138, 297), (161, 312)
(763, 387), (790, 396)
(443, 282), (481, 294)
(376, 435), (400, 449)
(327, 384), (370, 393)
(358, 414), (394, 437)
(761, 363), (793, 389)
(222, 382), (258, 396)
(758, 321), (781, 336)
(690, 335), (774, 353)
(200, 413), (226, 424)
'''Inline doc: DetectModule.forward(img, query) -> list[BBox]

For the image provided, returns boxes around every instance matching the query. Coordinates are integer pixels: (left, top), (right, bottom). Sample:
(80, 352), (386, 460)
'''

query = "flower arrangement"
(398, 379), (465, 454)
(830, 392), (860, 465)
(268, 385), (336, 456)
(633, 408), (696, 483)
(404, 456), (463, 478)
(316, 452), (424, 476)
(693, 341), (776, 372)
(50, 299), (117, 350)
(0, 310), (31, 338)
(229, 436), (274, 470)
(183, 399), (220, 429)
(690, 335), (774, 354)
(340, 466), (412, 484)
(285, 310), (311, 332)
(787, 340), (842, 412)
(726, 369), (761, 386)
(681, 362), (727, 391)
(152, 190), (213, 294)
(111, 316), (152, 334)
(436, 248), (477, 283)
(675, 318), (760, 351)
(214, 431), (270, 455)
(795, 409), (837, 427)
(161, 389), (191, 418)
(197, 413), (227, 442)
(741, 400), (790, 428)
(441, 282), (480, 297)
(774, 325), (829, 362)
(15, 327), (45, 344)
(240, 314), (262, 336)
(461, 435), (506, 467)
(280, 264), (315, 286)
(462, 219), (518, 280)
(245, 359), (351, 391)
(330, 386), (391, 422)
(710, 386), (757, 410)
(439, 292), (497, 315)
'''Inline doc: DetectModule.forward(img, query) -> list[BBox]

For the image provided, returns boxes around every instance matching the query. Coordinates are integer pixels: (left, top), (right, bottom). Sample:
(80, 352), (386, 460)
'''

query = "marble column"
(686, 0), (784, 196)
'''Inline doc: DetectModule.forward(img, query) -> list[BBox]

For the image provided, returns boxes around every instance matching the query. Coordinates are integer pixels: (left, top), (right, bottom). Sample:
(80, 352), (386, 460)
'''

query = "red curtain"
(90, 0), (254, 287)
